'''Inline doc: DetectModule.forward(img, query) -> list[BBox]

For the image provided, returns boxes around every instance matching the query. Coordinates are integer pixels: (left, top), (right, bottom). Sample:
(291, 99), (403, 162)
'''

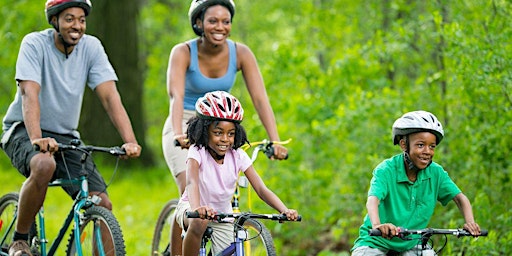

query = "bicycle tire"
(151, 199), (178, 256)
(66, 205), (125, 256)
(0, 193), (38, 255)
(243, 218), (276, 256)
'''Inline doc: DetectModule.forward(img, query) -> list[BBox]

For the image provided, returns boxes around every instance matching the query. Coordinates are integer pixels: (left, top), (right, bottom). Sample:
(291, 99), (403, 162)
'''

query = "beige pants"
(162, 109), (196, 177)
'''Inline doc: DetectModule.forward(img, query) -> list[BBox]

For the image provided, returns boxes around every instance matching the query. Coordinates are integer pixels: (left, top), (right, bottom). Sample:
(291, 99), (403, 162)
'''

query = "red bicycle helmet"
(45, 0), (92, 24)
(195, 91), (244, 122)
(188, 0), (235, 36)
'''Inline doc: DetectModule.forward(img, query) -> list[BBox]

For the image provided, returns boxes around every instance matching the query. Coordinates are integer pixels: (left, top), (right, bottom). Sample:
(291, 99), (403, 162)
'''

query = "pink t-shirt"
(181, 146), (253, 213)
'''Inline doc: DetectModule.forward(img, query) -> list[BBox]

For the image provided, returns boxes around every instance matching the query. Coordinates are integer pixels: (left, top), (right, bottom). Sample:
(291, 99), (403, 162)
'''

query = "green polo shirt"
(352, 153), (461, 252)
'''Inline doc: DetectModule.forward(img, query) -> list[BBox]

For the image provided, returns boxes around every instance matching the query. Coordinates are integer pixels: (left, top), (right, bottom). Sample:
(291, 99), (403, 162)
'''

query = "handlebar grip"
(33, 144), (41, 151)
(174, 139), (180, 147)
(368, 229), (382, 236)
(264, 144), (289, 159)
(480, 229), (488, 236)
(186, 211), (200, 218)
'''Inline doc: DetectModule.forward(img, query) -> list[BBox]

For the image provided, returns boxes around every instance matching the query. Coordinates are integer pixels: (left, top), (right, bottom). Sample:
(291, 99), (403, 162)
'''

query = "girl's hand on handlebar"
(192, 206), (217, 220)
(463, 222), (481, 236)
(272, 143), (288, 160)
(281, 209), (299, 221)
(121, 142), (141, 158)
(373, 223), (398, 239)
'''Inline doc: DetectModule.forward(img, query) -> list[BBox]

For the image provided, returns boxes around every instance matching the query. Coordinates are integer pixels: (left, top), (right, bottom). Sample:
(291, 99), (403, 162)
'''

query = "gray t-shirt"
(2, 28), (118, 137)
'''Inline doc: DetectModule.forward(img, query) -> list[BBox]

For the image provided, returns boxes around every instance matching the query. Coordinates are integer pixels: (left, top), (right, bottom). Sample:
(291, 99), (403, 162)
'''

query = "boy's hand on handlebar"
(121, 142), (141, 158)
(281, 209), (299, 221)
(271, 144), (288, 160)
(32, 137), (59, 153)
(373, 223), (398, 239)
(463, 222), (481, 236)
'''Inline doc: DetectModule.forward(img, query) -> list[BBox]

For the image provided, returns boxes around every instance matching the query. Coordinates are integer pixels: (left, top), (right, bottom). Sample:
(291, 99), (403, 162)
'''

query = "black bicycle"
(0, 139), (127, 256)
(369, 227), (488, 255)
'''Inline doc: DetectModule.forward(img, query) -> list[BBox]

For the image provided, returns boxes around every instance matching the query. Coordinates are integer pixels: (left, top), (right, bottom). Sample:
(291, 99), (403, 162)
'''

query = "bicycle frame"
(1, 141), (125, 256)
(36, 175), (104, 256)
(190, 212), (301, 256)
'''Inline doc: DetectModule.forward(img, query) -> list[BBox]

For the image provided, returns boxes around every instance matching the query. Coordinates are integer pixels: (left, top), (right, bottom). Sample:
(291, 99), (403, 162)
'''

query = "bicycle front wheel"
(66, 206), (125, 256)
(0, 193), (20, 254)
(243, 219), (276, 256)
(151, 199), (178, 256)
(0, 193), (38, 255)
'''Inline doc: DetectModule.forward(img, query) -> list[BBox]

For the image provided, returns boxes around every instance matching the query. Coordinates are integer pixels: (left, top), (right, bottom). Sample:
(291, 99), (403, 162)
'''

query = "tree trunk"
(79, 0), (154, 165)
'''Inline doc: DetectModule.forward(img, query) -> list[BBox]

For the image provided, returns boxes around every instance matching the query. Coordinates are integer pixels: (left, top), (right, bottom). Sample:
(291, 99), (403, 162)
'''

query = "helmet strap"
(403, 136), (433, 171)
(53, 17), (72, 59)
(58, 33), (72, 59)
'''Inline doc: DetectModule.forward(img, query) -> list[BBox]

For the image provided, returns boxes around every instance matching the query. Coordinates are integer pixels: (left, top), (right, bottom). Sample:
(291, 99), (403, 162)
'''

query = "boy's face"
(400, 132), (437, 170)
(208, 121), (236, 157)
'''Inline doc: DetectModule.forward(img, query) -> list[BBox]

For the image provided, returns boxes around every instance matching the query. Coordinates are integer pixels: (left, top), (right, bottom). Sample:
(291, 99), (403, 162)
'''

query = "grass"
(0, 157), (179, 255)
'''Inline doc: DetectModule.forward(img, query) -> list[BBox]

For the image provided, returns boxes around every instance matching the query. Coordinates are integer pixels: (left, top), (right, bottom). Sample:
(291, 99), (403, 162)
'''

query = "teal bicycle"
(0, 139), (126, 255)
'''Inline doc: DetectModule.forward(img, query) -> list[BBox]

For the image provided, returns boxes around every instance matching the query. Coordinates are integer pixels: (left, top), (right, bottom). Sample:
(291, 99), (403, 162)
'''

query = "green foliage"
(0, 0), (510, 254)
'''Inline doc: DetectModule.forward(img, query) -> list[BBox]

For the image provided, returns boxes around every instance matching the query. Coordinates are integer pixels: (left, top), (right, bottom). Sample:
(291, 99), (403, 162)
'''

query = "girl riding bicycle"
(351, 110), (481, 256)
(174, 91), (298, 256)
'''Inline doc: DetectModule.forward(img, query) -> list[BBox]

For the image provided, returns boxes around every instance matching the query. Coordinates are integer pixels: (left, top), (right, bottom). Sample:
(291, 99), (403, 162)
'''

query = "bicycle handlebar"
(368, 227), (488, 238)
(33, 139), (126, 156)
(186, 211), (302, 222)
(243, 139), (292, 161)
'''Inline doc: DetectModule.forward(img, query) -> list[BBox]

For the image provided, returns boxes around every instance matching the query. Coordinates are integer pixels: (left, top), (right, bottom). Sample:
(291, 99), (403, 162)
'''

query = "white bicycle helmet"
(392, 110), (444, 145)
(188, 0), (235, 36)
(45, 0), (92, 24)
(195, 91), (244, 122)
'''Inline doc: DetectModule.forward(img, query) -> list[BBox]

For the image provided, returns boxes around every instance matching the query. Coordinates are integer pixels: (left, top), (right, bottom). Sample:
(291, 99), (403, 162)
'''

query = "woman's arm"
(167, 43), (190, 146)
(237, 44), (288, 158)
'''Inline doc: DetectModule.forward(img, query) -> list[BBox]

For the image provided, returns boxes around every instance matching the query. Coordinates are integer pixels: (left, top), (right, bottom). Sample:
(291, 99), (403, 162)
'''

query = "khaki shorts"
(175, 200), (233, 254)
(162, 109), (195, 177)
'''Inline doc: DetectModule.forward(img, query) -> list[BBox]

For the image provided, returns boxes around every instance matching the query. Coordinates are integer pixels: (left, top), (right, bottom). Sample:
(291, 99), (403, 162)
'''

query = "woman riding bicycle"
(351, 110), (481, 256)
(162, 0), (289, 254)
(174, 91), (298, 256)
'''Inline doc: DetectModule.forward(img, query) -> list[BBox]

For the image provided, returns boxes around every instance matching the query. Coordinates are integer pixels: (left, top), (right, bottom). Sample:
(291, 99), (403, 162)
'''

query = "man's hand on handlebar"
(32, 137), (59, 154)
(121, 142), (142, 159)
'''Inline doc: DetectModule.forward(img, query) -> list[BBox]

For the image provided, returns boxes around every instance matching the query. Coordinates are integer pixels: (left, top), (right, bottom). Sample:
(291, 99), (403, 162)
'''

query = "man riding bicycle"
(1, 1), (141, 255)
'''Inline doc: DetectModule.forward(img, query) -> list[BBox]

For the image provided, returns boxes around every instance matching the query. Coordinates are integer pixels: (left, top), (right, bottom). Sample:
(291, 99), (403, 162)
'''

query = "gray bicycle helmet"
(188, 0), (235, 36)
(392, 110), (444, 145)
